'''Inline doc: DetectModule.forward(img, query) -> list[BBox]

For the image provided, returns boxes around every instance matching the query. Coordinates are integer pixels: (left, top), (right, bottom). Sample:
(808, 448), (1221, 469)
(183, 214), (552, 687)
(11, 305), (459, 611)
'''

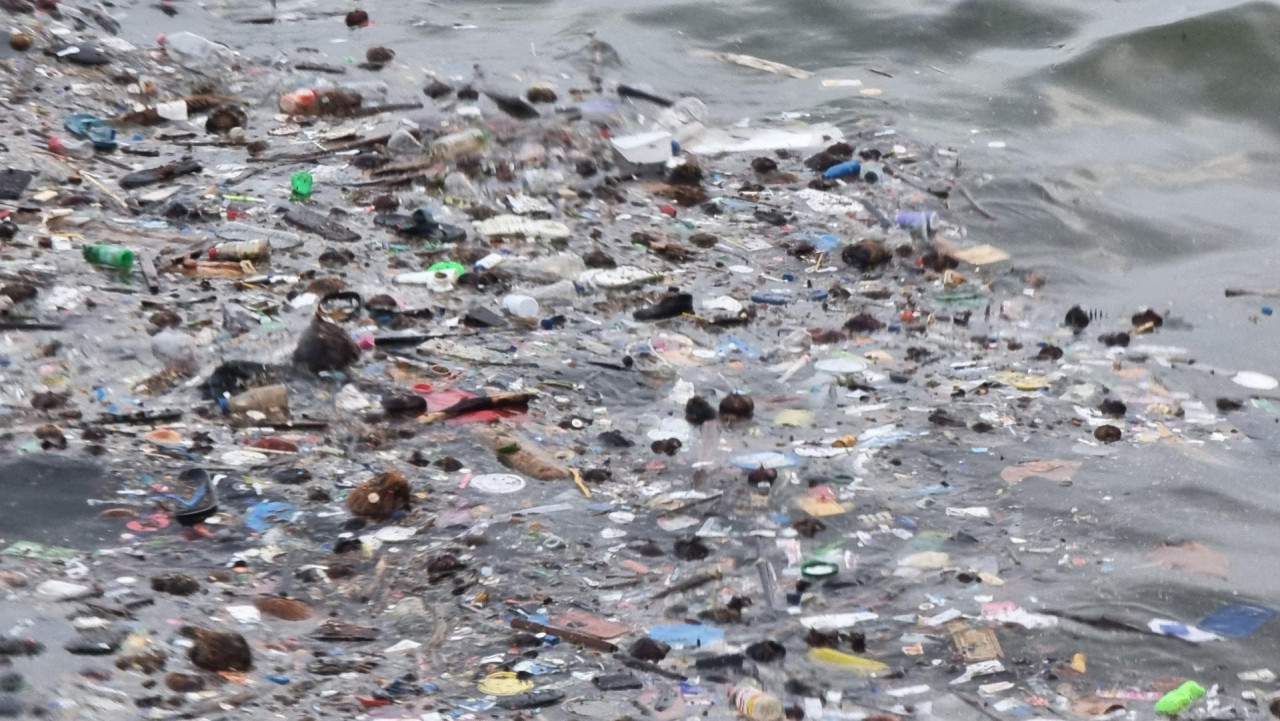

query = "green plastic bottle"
(1154, 681), (1205, 715)
(82, 244), (134, 269)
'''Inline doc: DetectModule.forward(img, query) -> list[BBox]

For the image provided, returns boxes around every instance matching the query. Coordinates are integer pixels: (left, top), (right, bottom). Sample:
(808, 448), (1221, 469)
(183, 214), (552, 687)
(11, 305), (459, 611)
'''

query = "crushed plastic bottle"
(160, 31), (237, 74)
(430, 128), (489, 160)
(657, 96), (710, 144)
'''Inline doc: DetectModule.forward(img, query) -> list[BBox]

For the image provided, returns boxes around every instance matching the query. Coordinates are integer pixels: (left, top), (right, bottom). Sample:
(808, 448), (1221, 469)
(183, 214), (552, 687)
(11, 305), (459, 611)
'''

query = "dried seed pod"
(346, 470), (411, 520)
(719, 393), (754, 421)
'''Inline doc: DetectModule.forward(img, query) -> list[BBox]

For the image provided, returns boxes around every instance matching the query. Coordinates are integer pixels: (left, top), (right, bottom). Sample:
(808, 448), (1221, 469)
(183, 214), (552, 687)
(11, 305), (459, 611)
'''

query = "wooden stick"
(1225, 287), (1280, 298)
(649, 567), (722, 601)
(139, 251), (160, 294)
(957, 184), (997, 221)
(80, 171), (130, 211)
(509, 618), (617, 652)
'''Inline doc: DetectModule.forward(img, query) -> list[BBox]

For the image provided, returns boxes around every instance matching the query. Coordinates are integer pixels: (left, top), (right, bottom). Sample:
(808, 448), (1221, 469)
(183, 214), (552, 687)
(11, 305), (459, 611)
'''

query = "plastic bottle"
(442, 171), (477, 199)
(501, 294), (539, 319)
(895, 211), (937, 236)
(151, 329), (199, 369)
(510, 252), (586, 283)
(475, 252), (506, 271)
(225, 384), (289, 417)
(161, 31), (237, 73)
(48, 136), (93, 160)
(805, 647), (889, 675)
(1154, 681), (1205, 715)
(822, 160), (861, 181)
(83, 244), (134, 269)
(386, 128), (425, 157)
(727, 682), (782, 721)
(430, 128), (489, 160)
(522, 168), (566, 195)
(279, 87), (363, 115)
(209, 239), (269, 261)
(524, 279), (578, 306)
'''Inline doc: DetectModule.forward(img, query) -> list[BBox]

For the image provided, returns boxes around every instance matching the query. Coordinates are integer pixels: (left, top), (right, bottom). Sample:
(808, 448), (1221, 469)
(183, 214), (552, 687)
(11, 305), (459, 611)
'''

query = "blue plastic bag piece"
(813, 234), (840, 251)
(1195, 603), (1277, 638)
(720, 337), (762, 358)
(648, 623), (723, 648)
(244, 501), (298, 532)
(730, 451), (802, 470)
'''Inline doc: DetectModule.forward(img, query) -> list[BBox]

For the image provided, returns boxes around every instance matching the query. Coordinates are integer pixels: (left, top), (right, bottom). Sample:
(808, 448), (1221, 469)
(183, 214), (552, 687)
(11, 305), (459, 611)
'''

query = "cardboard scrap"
(1000, 459), (1082, 485)
(951, 244), (1011, 265)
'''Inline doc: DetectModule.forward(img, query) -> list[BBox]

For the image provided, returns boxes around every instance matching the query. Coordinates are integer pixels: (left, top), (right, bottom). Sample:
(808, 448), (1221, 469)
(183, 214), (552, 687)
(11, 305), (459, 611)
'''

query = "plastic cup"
(502, 294), (539, 318)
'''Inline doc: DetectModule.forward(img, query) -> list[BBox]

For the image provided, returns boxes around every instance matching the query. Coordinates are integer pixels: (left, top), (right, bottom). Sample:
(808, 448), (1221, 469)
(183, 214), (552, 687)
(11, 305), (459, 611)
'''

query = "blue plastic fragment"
(1196, 603), (1277, 638)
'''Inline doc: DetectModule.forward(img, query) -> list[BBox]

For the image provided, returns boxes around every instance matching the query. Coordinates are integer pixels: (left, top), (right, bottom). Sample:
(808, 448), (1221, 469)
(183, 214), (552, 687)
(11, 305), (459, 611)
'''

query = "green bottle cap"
(290, 171), (313, 198)
(428, 261), (466, 276)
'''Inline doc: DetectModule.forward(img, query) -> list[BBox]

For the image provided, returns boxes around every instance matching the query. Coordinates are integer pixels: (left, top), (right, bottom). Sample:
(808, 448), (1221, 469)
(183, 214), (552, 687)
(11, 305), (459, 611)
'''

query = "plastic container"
(475, 252), (506, 271)
(822, 160), (861, 180)
(430, 128), (489, 160)
(83, 244), (134, 269)
(727, 682), (782, 721)
(209, 239), (269, 261)
(611, 130), (673, 165)
(502, 294), (539, 319)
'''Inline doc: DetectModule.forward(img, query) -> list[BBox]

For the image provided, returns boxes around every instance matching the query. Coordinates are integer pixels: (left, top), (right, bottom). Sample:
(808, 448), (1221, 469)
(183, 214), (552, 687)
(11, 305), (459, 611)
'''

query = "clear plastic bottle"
(727, 682), (782, 721)
(208, 239), (269, 261)
(524, 279), (577, 306)
(430, 128), (489, 160)
(657, 97), (709, 144)
(510, 252), (585, 283)
(161, 31), (237, 74)
(386, 128), (425, 156)
(48, 136), (93, 160)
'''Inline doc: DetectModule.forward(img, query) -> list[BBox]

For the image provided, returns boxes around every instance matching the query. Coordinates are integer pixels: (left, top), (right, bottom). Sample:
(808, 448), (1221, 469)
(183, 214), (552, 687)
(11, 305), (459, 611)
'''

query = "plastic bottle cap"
(801, 560), (839, 579)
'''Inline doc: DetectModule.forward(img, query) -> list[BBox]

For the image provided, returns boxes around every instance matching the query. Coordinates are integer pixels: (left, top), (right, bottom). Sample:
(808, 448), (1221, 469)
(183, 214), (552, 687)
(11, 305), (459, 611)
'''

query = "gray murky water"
(134, 0), (1280, 357)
